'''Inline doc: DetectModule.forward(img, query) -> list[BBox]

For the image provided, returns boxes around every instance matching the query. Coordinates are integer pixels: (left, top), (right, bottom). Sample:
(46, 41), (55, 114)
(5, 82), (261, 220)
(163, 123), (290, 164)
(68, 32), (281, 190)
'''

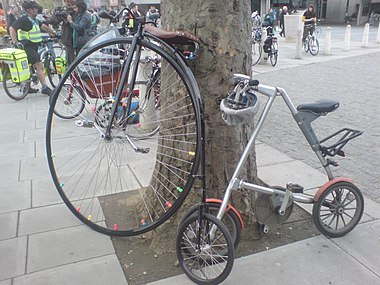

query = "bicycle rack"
(319, 128), (363, 157)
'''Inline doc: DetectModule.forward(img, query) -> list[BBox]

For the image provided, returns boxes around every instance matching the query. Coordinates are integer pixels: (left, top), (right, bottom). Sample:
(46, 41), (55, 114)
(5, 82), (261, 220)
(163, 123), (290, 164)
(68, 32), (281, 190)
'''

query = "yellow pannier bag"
(55, 56), (67, 75)
(0, 48), (30, 83)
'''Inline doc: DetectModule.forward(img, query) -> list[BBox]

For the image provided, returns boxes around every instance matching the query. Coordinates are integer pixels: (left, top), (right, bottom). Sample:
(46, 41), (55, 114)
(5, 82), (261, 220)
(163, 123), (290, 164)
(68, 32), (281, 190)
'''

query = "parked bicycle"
(303, 23), (319, 56)
(252, 26), (278, 66)
(46, 9), (364, 285)
(176, 74), (363, 284)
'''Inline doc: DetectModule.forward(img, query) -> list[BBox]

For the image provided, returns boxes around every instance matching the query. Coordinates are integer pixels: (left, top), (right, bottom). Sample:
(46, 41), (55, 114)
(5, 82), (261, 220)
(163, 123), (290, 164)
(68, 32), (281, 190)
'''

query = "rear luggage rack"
(319, 128), (363, 157)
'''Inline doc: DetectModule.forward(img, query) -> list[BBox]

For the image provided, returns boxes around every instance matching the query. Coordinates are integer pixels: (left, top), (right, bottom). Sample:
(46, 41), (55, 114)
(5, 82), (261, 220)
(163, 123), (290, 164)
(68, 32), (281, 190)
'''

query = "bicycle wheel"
(3, 68), (30, 101)
(177, 213), (234, 285)
(122, 67), (161, 139)
(269, 41), (278, 67)
(178, 202), (242, 249)
(46, 36), (202, 236)
(252, 41), (262, 66)
(53, 83), (86, 119)
(313, 181), (364, 238)
(46, 55), (61, 88)
(309, 36), (319, 56)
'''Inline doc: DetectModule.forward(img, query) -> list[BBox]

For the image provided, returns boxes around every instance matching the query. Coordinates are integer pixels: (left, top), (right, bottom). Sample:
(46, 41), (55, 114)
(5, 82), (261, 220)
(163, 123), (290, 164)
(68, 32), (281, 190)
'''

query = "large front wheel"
(313, 181), (364, 238)
(46, 37), (202, 236)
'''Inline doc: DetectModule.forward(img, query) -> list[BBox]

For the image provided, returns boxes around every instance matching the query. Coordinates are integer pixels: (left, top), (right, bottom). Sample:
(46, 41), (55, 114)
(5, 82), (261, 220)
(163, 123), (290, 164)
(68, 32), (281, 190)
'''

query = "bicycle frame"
(216, 76), (338, 221)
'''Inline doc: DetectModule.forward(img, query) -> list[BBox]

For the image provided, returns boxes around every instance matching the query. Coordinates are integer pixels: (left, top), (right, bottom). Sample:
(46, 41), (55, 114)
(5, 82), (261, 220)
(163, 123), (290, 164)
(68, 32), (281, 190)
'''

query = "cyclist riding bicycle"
(302, 4), (317, 43)
(9, 0), (57, 95)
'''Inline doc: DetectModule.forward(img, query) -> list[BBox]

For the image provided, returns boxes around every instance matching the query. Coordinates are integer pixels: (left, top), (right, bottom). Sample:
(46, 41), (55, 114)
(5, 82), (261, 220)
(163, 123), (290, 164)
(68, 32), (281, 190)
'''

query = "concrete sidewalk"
(1, 24), (380, 285)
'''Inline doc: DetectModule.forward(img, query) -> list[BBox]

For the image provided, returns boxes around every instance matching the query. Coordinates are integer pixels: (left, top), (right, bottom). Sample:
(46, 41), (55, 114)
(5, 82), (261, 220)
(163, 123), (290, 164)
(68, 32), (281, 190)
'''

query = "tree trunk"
(149, 0), (258, 254)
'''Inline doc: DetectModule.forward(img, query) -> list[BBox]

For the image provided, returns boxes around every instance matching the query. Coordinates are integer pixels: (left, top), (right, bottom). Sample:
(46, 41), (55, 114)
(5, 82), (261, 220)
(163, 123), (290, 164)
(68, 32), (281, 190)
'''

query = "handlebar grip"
(249, 79), (259, 86)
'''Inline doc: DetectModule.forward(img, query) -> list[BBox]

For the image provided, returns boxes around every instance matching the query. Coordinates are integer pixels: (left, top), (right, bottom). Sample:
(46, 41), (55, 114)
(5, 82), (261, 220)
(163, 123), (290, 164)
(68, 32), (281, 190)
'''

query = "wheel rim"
(46, 37), (201, 236)
(177, 214), (234, 284)
(316, 185), (363, 236)
(3, 69), (30, 100)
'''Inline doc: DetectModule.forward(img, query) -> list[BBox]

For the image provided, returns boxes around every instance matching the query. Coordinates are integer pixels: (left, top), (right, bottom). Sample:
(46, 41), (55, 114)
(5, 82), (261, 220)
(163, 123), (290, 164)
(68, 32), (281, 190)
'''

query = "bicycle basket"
(220, 90), (260, 125)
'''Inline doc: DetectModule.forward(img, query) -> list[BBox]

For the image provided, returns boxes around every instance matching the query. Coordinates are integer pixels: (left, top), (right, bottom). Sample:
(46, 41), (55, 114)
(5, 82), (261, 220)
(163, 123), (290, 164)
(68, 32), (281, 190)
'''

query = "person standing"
(302, 4), (317, 43)
(9, 0), (56, 95)
(66, 0), (91, 55)
(6, 5), (19, 35)
(279, 6), (288, 37)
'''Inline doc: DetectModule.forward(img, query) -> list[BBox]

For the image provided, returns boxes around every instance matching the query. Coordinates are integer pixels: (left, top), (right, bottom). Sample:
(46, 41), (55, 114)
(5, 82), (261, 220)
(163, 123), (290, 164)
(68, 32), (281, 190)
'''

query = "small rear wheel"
(313, 181), (364, 238)
(3, 68), (30, 101)
(177, 213), (234, 285)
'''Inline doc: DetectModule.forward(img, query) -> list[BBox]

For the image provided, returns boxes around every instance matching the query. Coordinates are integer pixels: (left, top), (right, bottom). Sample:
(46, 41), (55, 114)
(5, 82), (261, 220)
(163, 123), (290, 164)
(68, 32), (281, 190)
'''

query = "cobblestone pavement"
(254, 51), (380, 202)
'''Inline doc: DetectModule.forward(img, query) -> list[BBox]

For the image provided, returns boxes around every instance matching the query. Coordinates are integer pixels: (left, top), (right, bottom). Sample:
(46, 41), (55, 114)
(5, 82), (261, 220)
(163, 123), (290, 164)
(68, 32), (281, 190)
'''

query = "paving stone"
(256, 142), (293, 167)
(332, 220), (380, 275)
(0, 129), (24, 144)
(26, 109), (48, 121)
(258, 159), (327, 190)
(23, 128), (46, 143)
(14, 254), (127, 285)
(19, 157), (51, 181)
(31, 178), (62, 208)
(0, 212), (18, 241)
(0, 279), (12, 285)
(0, 142), (35, 162)
(0, 236), (27, 280)
(27, 225), (115, 273)
(18, 203), (82, 236)
(0, 160), (20, 184)
(0, 182), (31, 214)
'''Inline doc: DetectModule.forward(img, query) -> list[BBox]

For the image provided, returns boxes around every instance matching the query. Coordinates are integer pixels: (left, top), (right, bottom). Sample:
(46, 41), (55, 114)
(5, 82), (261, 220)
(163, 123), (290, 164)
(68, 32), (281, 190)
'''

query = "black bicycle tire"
(46, 54), (61, 88)
(46, 36), (202, 237)
(176, 213), (234, 285)
(252, 41), (262, 66)
(270, 42), (278, 66)
(3, 68), (30, 101)
(309, 37), (319, 56)
(312, 181), (364, 238)
(178, 202), (242, 249)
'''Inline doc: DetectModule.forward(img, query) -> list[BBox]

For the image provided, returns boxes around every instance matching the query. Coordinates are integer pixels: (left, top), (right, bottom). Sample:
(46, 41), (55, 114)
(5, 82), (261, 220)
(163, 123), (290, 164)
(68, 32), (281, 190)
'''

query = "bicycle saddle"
(144, 25), (199, 45)
(297, 99), (339, 114)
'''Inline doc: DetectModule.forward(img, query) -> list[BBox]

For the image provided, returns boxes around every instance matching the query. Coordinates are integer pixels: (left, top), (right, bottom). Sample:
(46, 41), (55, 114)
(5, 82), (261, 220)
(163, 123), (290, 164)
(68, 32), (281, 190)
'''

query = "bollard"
(260, 28), (268, 64)
(344, 25), (351, 51)
(361, 23), (369, 47)
(295, 29), (302, 59)
(323, 27), (331, 55)
(377, 22), (380, 44)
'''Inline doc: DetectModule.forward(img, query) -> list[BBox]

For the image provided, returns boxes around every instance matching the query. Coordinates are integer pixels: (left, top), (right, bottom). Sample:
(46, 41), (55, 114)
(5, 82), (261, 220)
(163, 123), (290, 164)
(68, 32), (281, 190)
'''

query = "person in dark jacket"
(50, 0), (76, 65)
(279, 6), (288, 37)
(66, 0), (91, 55)
(6, 5), (19, 35)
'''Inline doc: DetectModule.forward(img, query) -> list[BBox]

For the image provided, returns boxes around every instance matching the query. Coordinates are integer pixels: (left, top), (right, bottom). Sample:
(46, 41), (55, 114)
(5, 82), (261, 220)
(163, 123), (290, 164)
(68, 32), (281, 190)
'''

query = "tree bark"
(150, 0), (258, 254)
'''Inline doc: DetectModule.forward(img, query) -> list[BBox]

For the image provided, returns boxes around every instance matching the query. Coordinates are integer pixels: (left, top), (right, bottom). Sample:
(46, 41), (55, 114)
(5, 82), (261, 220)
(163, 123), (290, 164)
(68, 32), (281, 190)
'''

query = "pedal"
(286, 183), (304, 193)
